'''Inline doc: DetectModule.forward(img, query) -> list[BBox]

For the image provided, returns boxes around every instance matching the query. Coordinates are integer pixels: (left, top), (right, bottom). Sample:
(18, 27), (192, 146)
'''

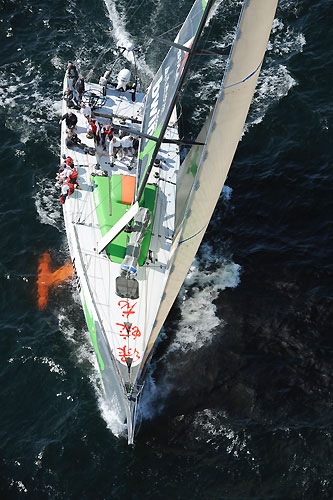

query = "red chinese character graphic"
(118, 300), (137, 319)
(116, 322), (131, 340)
(116, 323), (141, 340)
(117, 346), (141, 363)
(117, 346), (132, 363)
(131, 326), (141, 339)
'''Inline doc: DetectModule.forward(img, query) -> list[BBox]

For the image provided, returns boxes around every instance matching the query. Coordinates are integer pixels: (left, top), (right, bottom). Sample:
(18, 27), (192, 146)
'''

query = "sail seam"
(223, 60), (262, 89)
(179, 225), (207, 245)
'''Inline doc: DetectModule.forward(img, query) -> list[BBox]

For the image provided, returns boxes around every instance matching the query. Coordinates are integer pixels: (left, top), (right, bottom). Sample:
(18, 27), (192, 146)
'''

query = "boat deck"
(60, 77), (180, 380)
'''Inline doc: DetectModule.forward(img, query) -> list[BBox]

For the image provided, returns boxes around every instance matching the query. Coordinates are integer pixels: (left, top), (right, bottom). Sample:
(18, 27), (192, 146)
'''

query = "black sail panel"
(136, 0), (214, 199)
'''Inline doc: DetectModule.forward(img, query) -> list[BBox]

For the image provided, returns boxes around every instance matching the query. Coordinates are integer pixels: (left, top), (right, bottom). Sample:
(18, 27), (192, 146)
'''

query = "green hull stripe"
(83, 295), (105, 371)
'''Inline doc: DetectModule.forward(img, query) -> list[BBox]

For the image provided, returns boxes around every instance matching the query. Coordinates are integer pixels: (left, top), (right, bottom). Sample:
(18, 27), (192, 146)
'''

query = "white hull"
(60, 79), (180, 443)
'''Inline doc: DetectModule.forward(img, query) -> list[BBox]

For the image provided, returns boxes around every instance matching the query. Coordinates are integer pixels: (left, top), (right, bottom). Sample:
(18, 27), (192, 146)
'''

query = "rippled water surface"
(0, 0), (332, 498)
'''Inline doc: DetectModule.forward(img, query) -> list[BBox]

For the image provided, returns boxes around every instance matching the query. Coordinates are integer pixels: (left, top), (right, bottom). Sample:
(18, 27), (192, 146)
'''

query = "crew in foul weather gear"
(65, 157), (74, 167)
(67, 166), (79, 186)
(59, 154), (74, 170)
(60, 180), (75, 204)
(88, 118), (100, 145)
(101, 123), (114, 149)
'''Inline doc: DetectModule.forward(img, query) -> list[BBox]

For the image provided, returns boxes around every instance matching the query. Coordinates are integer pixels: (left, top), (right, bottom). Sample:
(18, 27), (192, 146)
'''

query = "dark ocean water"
(0, 0), (332, 498)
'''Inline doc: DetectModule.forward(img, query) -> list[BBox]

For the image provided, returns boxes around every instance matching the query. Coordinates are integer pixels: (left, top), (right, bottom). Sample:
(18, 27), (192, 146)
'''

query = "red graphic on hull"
(117, 346), (141, 363)
(116, 323), (142, 341)
(118, 300), (137, 319)
(115, 301), (142, 363)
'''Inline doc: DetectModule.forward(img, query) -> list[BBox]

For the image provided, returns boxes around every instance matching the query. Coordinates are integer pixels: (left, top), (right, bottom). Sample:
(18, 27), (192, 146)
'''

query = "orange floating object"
(37, 252), (74, 310)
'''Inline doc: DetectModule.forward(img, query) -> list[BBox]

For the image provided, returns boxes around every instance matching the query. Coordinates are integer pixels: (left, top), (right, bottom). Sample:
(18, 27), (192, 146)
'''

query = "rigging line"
(77, 188), (108, 225)
(71, 148), (81, 218)
(81, 150), (101, 230)
(76, 187), (94, 224)
(189, 9), (215, 76)
(84, 35), (115, 81)
(155, 21), (185, 40)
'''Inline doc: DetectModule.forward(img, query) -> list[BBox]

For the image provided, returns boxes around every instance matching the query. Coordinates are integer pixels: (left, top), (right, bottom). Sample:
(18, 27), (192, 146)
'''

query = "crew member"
(59, 111), (77, 130)
(109, 136), (122, 160)
(99, 70), (111, 96)
(75, 75), (85, 103)
(66, 61), (79, 91)
(101, 123), (114, 150)
(60, 179), (75, 204)
(80, 103), (91, 121)
(66, 130), (83, 149)
(88, 117), (100, 145)
(59, 154), (74, 170)
(66, 165), (79, 187)
(121, 135), (134, 157)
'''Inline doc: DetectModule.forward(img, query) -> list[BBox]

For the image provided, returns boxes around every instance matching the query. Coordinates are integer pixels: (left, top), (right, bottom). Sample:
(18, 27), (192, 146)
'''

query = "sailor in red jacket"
(59, 155), (74, 170)
(65, 157), (74, 168)
(101, 123), (114, 150)
(60, 179), (75, 204)
(88, 118), (100, 145)
(66, 165), (79, 187)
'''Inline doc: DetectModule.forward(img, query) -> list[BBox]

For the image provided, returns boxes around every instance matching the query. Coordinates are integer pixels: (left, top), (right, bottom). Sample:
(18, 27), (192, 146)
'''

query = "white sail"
(142, 0), (279, 364)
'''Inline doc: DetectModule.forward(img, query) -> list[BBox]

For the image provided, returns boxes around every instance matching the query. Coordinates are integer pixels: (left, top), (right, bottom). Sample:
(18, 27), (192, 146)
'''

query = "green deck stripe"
(92, 175), (129, 263)
(92, 175), (158, 265)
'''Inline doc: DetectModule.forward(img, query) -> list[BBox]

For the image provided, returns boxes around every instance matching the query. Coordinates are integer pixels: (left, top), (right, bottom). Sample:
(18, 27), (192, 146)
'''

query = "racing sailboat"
(59, 0), (278, 444)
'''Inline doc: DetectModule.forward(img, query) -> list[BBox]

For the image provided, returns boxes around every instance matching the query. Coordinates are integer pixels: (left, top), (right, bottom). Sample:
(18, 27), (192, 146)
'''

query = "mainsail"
(141, 0), (279, 366)
(135, 0), (215, 202)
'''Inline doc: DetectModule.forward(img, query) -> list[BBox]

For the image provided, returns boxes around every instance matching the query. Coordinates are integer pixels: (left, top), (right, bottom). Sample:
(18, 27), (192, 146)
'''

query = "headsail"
(141, 0), (279, 366)
(135, 0), (215, 202)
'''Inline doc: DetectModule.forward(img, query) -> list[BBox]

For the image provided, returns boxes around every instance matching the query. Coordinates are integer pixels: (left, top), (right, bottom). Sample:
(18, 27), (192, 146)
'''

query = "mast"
(141, 0), (279, 366)
(135, 0), (215, 203)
